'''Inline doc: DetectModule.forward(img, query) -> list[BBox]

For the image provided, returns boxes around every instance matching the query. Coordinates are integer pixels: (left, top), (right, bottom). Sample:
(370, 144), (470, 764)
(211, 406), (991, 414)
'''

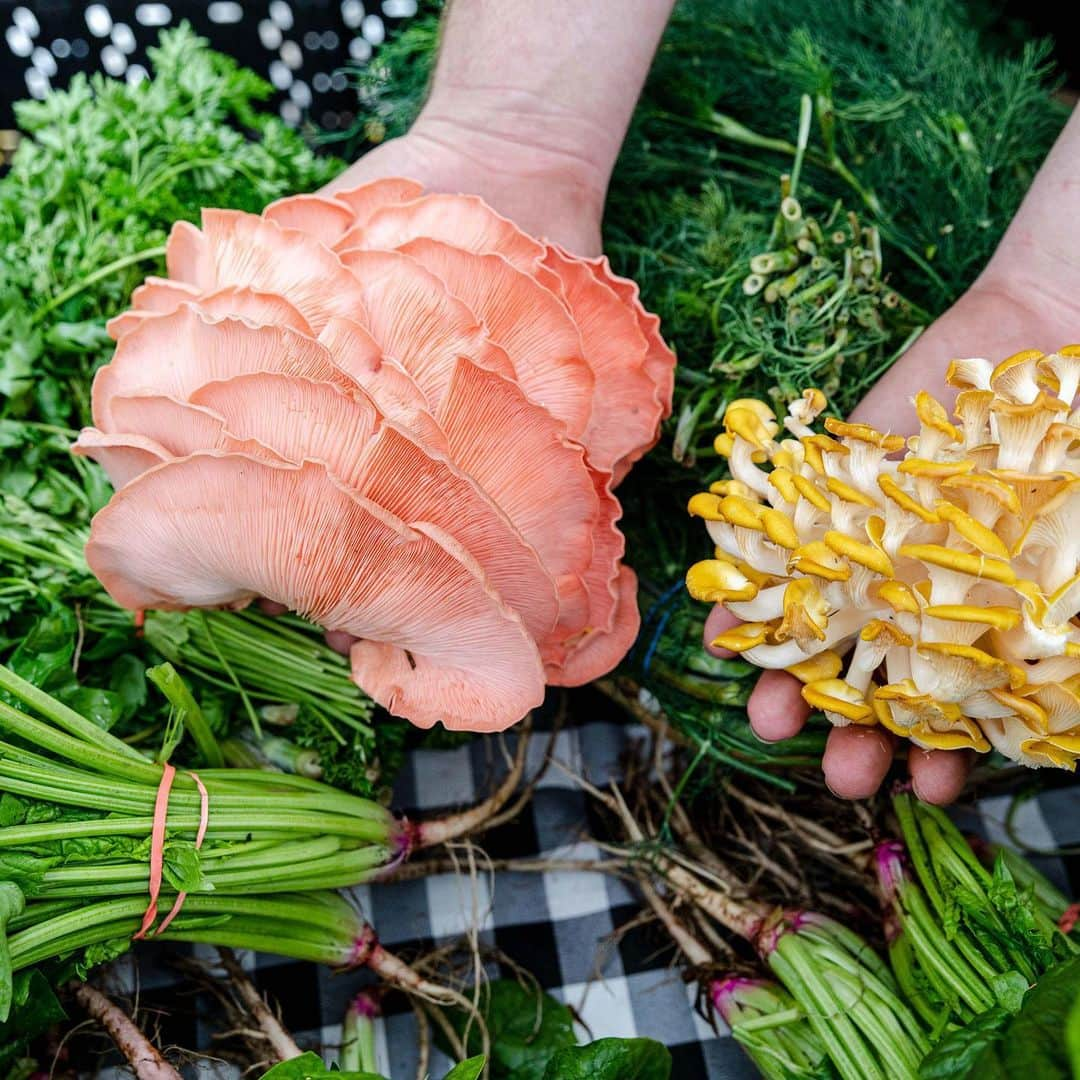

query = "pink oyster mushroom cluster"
(77, 179), (675, 732)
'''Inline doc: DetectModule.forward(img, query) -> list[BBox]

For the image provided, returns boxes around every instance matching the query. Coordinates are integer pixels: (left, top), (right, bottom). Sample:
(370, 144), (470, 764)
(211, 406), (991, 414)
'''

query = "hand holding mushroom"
(76, 181), (674, 732)
(690, 348), (1080, 790)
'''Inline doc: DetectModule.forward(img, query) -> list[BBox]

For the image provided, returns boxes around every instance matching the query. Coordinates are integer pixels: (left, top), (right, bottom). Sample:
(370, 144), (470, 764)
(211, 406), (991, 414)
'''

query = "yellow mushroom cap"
(897, 544), (1017, 585)
(761, 508), (801, 550)
(768, 468), (800, 504)
(725, 406), (778, 450)
(710, 622), (769, 653)
(940, 472), (1022, 516)
(825, 476), (879, 508)
(945, 356), (993, 391)
(824, 530), (895, 577)
(988, 688), (1050, 735)
(775, 579), (830, 651)
(1019, 738), (1079, 770)
(686, 559), (759, 604)
(708, 479), (755, 498)
(932, 500), (1010, 559)
(861, 619), (914, 647)
(786, 650), (844, 683)
(802, 678), (874, 724)
(720, 494), (767, 530)
(923, 604), (1021, 631)
(824, 418), (906, 452)
(788, 541), (852, 582)
(878, 474), (938, 522)
(876, 580), (921, 614)
(713, 432), (734, 457)
(897, 457), (976, 480)
(909, 722), (991, 753)
(791, 474), (832, 511)
(914, 390), (962, 443)
(688, 492), (725, 520)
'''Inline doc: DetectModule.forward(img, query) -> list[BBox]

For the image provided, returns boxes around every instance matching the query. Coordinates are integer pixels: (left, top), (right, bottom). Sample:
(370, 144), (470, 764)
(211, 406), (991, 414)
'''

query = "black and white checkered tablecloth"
(94, 687), (1080, 1080)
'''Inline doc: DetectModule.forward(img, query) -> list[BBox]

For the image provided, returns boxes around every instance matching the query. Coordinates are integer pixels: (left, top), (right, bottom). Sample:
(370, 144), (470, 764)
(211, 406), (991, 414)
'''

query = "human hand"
(703, 172), (1080, 802)
(322, 105), (606, 258)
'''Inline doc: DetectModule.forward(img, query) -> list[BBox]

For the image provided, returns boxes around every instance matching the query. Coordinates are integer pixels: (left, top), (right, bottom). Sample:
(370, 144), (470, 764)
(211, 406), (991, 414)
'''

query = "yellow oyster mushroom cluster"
(686, 347), (1080, 770)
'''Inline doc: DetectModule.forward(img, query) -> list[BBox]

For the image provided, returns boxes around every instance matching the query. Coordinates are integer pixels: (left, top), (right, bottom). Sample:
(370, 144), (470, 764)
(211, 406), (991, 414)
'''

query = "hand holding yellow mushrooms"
(687, 347), (1080, 770)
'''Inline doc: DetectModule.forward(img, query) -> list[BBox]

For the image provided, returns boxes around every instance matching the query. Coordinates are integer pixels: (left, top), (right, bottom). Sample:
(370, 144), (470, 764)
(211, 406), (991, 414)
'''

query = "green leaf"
(920, 957), (1080, 1080)
(541, 1038), (672, 1080)
(44, 320), (113, 353)
(442, 980), (576, 1080)
(918, 1007), (1010, 1080)
(990, 971), (1029, 1014)
(162, 841), (213, 894)
(108, 654), (149, 721)
(147, 662), (224, 767)
(1066, 983), (1080, 1077)
(0, 970), (66, 1068)
(444, 1057), (486, 1080)
(78, 936), (132, 977)
(3, 606), (76, 697)
(259, 1050), (385, 1080)
(57, 686), (124, 731)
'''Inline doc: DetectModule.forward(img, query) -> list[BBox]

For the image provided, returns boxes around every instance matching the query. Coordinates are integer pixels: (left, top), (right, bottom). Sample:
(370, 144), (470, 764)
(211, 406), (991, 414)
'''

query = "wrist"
(409, 87), (610, 250)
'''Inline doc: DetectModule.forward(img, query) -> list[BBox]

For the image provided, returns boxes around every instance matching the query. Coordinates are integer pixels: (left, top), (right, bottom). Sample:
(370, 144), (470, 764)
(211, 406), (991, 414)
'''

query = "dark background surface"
(0, 0), (416, 133)
(2, 0), (1077, 136)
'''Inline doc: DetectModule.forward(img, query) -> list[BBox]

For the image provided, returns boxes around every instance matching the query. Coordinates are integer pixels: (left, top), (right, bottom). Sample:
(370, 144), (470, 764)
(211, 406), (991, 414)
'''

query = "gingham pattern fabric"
(97, 688), (1079, 1080)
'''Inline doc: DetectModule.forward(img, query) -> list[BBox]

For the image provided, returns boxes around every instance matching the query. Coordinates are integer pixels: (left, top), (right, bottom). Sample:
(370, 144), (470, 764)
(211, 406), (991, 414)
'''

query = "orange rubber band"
(133, 765), (210, 939)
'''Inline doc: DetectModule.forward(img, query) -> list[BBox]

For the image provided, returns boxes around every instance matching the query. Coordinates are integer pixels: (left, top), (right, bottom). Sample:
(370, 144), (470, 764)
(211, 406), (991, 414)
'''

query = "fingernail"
(748, 726), (780, 745)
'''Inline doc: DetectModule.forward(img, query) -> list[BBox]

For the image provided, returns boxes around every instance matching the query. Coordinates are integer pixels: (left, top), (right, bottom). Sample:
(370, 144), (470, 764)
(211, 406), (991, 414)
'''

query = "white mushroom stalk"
(686, 346), (1080, 769)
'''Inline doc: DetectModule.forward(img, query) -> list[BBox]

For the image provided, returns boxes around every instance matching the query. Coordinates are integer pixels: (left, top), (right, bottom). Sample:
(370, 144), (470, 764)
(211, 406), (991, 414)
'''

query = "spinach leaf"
(0, 970), (66, 1068)
(442, 980), (576, 1080)
(444, 1058), (486, 1080)
(918, 1008), (1010, 1080)
(260, 1051), (383, 1080)
(920, 957), (1080, 1079)
(541, 1038), (672, 1080)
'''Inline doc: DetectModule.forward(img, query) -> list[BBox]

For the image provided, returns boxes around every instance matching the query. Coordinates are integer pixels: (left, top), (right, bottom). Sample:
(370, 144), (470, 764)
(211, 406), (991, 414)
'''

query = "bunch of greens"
(347, 0), (1068, 768)
(878, 793), (1076, 1032)
(0, 660), (505, 1052)
(712, 792), (1077, 1079)
(0, 21), (337, 433)
(0, 24), (409, 797)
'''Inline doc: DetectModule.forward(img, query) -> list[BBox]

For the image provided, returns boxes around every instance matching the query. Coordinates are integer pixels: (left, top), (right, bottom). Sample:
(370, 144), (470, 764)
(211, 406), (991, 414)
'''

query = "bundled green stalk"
(712, 976), (832, 1079)
(0, 661), (512, 1027)
(876, 792), (1077, 1034)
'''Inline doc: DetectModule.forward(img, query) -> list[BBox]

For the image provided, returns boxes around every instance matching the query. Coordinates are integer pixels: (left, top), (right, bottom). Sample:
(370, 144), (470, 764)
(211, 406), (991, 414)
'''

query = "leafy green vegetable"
(0, 971), (65, 1068)
(541, 1038), (671, 1079)
(0, 22), (408, 797)
(1066, 982), (1080, 1077)
(919, 956), (1080, 1079)
(258, 1050), (485, 1080)
(0, 24), (337, 430)
(443, 980), (576, 1079)
(260, 1051), (384, 1080)
(444, 1058), (487, 1080)
(439, 980), (675, 1080)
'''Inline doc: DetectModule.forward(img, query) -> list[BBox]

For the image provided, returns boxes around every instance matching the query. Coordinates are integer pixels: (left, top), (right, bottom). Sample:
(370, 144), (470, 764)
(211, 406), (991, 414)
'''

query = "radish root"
(73, 982), (182, 1080)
